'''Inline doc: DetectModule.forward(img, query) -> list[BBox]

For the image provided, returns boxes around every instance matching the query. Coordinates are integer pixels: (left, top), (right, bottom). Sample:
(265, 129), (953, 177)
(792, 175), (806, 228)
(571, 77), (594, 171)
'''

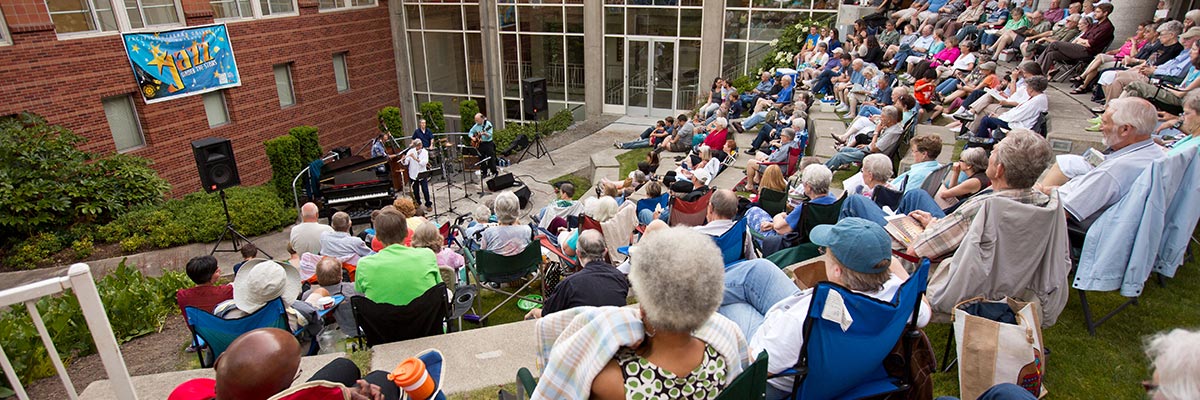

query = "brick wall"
(0, 0), (399, 197)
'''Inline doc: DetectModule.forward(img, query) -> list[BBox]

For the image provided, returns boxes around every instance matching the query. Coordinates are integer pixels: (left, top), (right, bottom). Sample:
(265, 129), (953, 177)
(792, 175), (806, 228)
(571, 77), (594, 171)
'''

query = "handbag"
(953, 297), (1048, 400)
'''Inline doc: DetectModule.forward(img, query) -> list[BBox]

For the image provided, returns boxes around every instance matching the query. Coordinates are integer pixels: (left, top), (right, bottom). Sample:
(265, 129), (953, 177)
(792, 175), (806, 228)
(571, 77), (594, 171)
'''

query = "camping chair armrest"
(892, 249), (920, 263)
(772, 367), (804, 378)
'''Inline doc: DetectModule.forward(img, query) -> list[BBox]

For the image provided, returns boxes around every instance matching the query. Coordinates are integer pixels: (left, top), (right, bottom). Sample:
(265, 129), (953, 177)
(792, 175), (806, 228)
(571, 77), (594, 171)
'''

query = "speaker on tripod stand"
(191, 138), (271, 258)
(521, 77), (555, 165)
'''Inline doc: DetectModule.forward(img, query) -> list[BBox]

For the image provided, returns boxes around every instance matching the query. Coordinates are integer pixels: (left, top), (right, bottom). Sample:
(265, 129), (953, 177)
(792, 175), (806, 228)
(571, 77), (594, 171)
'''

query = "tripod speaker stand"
(210, 189), (272, 259)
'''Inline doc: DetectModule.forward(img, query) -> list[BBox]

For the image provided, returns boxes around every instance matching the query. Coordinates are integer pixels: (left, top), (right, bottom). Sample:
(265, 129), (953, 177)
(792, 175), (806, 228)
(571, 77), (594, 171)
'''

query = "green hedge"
(0, 113), (169, 238)
(289, 126), (321, 164)
(0, 260), (192, 388)
(419, 101), (445, 134)
(264, 135), (302, 201)
(543, 109), (575, 132)
(95, 185), (295, 253)
(459, 100), (480, 124)
(377, 106), (403, 135)
(492, 109), (575, 151)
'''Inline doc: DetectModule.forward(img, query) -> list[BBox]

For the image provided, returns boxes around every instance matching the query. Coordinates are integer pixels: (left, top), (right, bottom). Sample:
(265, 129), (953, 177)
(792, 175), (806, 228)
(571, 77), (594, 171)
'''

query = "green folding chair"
(467, 241), (543, 323)
(758, 188), (788, 216)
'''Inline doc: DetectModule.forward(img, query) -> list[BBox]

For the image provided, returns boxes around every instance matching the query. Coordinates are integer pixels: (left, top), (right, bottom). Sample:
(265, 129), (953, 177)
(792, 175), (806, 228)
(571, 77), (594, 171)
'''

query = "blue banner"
(122, 24), (241, 104)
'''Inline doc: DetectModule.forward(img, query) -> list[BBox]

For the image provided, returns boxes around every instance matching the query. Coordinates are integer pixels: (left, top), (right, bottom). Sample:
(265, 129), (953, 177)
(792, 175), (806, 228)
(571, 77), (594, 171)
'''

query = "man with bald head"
(290, 202), (333, 256)
(169, 328), (396, 399)
(468, 112), (499, 178)
(694, 189), (756, 261)
(524, 229), (628, 319)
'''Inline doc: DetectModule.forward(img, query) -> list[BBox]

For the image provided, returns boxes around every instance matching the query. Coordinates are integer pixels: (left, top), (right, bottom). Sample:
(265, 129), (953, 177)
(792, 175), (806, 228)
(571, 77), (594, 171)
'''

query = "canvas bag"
(953, 297), (1047, 400)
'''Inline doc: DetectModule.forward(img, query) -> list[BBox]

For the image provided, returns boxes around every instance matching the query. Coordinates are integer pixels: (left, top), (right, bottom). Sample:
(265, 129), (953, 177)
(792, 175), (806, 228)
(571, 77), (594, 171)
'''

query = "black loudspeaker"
(522, 77), (548, 118)
(191, 137), (241, 193)
(514, 185), (532, 209)
(486, 173), (517, 192)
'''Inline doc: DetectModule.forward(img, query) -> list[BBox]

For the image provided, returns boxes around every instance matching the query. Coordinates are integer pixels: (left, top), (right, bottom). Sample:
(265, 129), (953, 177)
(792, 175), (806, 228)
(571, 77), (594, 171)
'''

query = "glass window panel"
(626, 7), (676, 36)
(563, 0), (582, 4)
(604, 37), (623, 105)
(93, 0), (117, 30)
(816, 0), (834, 10)
(48, 12), (96, 34)
(319, 0), (341, 10)
(784, 0), (810, 9)
(273, 64), (295, 107)
(498, 5), (516, 31)
(237, 0), (252, 17)
(727, 0), (748, 7)
(467, 33), (484, 95)
(679, 8), (702, 37)
(261, 0), (294, 14)
(463, 4), (480, 30)
(810, 11), (835, 28)
(566, 36), (584, 102)
(518, 6), (562, 33)
(46, 0), (88, 13)
(409, 32), (429, 92)
(142, 0), (179, 25)
(679, 0), (701, 6)
(677, 40), (701, 109)
(504, 99), (522, 120)
(429, 95), (461, 117)
(604, 7), (622, 35)
(333, 52), (350, 92)
(627, 40), (648, 108)
(746, 42), (770, 72)
(422, 5), (462, 30)
(564, 6), (582, 34)
(124, 0), (144, 28)
(604, 0), (621, 4)
(500, 34), (520, 98)
(724, 10), (747, 39)
(425, 32), (468, 93)
(721, 41), (746, 78)
(203, 91), (229, 127)
(103, 95), (144, 151)
(351, 0), (374, 6)
(750, 11), (801, 41)
(405, 5), (420, 29)
(522, 34), (564, 101)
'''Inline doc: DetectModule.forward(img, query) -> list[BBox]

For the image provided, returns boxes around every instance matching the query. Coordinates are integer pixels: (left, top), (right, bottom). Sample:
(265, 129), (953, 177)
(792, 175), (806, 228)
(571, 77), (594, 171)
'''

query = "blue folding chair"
(636, 194), (670, 220)
(784, 259), (930, 399)
(712, 218), (749, 265)
(185, 298), (289, 368)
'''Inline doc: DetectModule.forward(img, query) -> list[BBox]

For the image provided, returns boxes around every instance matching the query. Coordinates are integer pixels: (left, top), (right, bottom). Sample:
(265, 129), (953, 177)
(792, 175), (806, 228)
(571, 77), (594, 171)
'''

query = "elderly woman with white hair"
(532, 227), (749, 399)
(935, 147), (991, 208)
(742, 164), (837, 238)
(479, 191), (532, 256)
(559, 196), (620, 258)
(849, 153), (895, 197)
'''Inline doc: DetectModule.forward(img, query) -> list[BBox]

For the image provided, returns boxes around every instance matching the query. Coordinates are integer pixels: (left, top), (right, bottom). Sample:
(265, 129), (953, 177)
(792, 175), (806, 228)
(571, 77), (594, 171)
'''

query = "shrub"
(288, 126), (321, 164)
(71, 237), (93, 260)
(0, 113), (169, 237)
(459, 100), (480, 123)
(418, 101), (446, 134)
(264, 135), (303, 201)
(97, 185), (295, 253)
(730, 75), (756, 93)
(542, 109), (575, 133)
(0, 260), (192, 386)
(6, 233), (62, 269)
(493, 122), (535, 153)
(377, 106), (403, 135)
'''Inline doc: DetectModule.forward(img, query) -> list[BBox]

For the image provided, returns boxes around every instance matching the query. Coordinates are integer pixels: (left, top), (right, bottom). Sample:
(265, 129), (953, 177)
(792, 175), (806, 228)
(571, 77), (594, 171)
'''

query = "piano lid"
(320, 155), (389, 182)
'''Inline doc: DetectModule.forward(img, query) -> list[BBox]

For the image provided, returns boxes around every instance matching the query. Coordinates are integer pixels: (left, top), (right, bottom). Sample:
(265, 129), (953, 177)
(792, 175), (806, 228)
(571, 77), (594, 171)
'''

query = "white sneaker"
(835, 104), (850, 112)
(803, 79), (815, 88)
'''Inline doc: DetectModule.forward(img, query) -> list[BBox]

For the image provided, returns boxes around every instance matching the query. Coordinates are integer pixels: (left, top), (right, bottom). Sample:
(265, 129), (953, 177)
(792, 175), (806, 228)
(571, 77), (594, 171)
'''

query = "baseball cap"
(670, 180), (693, 194)
(809, 217), (892, 274)
(979, 61), (997, 71)
(1182, 27), (1200, 40)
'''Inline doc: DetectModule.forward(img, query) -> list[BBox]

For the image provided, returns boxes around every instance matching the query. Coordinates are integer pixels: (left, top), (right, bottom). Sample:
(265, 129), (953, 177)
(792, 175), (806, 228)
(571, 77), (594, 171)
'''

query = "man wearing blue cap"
(750, 217), (931, 399)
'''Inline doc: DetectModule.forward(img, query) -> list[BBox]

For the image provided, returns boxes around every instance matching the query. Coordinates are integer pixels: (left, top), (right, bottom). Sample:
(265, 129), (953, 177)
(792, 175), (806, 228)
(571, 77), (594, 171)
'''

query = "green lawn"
(615, 147), (653, 178)
(549, 173), (591, 200)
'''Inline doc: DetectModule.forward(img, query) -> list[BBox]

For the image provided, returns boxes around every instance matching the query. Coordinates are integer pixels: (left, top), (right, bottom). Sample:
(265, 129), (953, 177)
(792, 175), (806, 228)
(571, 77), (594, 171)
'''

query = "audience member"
(231, 243), (256, 276)
(176, 255), (233, 330)
(744, 129), (800, 192)
(826, 105), (903, 170)
(973, 75), (1050, 139)
(214, 259), (320, 335)
(892, 134), (944, 191)
(848, 153), (895, 197)
(412, 221), (464, 287)
(744, 164), (836, 238)
(526, 230), (628, 320)
(320, 211), (375, 262)
(693, 190), (756, 261)
(462, 205), (494, 252)
(1157, 90), (1200, 155)
(301, 256), (359, 335)
(480, 191), (533, 256)
(1036, 3), (1115, 75)
(355, 209), (440, 306)
(758, 165), (789, 196)
(290, 202), (333, 256)
(936, 147), (991, 208)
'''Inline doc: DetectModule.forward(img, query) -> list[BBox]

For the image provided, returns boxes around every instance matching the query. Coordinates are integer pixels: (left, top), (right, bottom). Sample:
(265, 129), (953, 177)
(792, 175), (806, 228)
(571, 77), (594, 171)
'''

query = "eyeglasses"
(818, 247), (827, 255)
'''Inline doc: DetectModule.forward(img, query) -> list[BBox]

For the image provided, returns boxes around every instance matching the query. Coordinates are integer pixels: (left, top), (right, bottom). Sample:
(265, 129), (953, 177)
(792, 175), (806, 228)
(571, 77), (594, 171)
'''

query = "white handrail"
(0, 264), (137, 400)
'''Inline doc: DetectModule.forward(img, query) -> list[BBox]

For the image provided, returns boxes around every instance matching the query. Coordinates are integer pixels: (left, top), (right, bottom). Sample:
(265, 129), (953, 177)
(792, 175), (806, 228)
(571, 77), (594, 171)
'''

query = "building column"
(584, 0), (603, 118)
(389, 0), (418, 133)
(480, 0), (506, 130)
(698, 0), (725, 108)
(1108, 0), (1156, 53)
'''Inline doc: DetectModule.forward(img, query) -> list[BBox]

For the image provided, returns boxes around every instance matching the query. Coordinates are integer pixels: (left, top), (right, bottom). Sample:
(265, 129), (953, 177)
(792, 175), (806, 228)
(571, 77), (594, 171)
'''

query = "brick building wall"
(0, 0), (399, 196)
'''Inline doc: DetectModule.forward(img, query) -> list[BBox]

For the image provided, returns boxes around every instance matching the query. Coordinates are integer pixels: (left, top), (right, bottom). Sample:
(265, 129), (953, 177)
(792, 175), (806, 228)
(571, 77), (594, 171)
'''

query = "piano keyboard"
(326, 191), (391, 205)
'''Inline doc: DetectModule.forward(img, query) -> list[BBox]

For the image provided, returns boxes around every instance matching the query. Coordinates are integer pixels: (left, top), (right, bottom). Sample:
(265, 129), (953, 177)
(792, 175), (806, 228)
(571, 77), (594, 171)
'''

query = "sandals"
(1069, 87), (1090, 95)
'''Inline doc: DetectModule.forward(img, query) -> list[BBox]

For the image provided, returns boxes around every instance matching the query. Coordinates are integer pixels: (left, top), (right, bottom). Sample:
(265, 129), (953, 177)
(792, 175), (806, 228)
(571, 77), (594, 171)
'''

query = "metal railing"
(0, 264), (136, 400)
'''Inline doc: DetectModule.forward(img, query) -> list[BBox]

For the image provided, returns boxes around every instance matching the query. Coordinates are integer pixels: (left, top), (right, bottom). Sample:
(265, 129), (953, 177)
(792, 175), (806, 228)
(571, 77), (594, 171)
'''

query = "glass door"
(626, 38), (677, 118)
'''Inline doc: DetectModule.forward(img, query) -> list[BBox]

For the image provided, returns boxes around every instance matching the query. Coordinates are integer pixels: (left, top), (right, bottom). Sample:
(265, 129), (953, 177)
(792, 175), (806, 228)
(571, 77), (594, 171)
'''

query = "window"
(46, 0), (181, 35)
(103, 95), (145, 152)
(203, 91), (230, 127)
(333, 53), (350, 92)
(319, 0), (374, 11)
(211, 0), (294, 19)
(0, 7), (10, 45)
(274, 63), (295, 107)
(259, 0), (295, 15)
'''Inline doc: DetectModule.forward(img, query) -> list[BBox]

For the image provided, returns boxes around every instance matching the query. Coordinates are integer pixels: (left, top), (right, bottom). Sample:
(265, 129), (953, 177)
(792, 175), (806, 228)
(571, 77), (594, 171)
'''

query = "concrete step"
(371, 319), (537, 395)
(80, 352), (347, 400)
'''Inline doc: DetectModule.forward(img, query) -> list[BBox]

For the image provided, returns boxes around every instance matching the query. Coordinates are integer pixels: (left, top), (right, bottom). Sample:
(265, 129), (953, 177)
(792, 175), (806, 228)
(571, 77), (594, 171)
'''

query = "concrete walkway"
(79, 352), (346, 399)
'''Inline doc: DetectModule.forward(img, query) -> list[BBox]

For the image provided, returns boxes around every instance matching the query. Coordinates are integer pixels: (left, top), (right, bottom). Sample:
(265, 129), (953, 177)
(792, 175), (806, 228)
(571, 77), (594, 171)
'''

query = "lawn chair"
(350, 283), (449, 348)
(758, 188), (788, 216)
(185, 298), (289, 368)
(920, 163), (951, 199)
(712, 217), (750, 265)
(636, 193), (670, 219)
(781, 260), (930, 399)
(793, 194), (846, 245)
(760, 145), (805, 178)
(668, 190), (714, 227)
(512, 352), (771, 400)
(872, 176), (908, 210)
(468, 241), (544, 323)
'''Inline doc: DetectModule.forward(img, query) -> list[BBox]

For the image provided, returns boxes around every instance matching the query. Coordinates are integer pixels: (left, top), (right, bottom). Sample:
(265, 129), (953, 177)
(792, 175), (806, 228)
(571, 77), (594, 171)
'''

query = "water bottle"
(317, 327), (347, 354)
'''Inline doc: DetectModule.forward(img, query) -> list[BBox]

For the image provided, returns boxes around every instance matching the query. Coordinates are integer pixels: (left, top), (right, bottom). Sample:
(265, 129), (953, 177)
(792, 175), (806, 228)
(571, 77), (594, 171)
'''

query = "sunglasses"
(1142, 381), (1158, 397)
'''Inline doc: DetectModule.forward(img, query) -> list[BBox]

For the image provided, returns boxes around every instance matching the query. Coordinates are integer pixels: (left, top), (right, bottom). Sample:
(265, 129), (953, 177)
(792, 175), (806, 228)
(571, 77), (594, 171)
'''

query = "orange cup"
(388, 357), (436, 400)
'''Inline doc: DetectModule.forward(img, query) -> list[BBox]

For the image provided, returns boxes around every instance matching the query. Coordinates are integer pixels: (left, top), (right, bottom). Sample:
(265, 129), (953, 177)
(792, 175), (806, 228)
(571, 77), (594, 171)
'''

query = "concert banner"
(122, 24), (241, 104)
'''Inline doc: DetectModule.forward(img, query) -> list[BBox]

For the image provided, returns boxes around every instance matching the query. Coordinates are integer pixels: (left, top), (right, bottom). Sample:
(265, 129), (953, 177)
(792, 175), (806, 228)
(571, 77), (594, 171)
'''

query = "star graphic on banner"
(150, 44), (162, 56)
(218, 36), (225, 42)
(130, 44), (140, 53)
(147, 51), (172, 74)
(214, 71), (221, 78)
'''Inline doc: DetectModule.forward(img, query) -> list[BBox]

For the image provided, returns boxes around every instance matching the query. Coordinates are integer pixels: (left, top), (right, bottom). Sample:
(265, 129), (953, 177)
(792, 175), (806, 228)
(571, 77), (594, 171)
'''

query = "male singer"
(469, 113), (498, 178)
(401, 139), (432, 208)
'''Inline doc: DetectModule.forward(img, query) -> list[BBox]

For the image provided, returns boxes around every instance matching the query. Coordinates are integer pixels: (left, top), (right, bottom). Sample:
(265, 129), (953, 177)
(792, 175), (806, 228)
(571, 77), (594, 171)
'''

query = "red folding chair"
(667, 190), (714, 227)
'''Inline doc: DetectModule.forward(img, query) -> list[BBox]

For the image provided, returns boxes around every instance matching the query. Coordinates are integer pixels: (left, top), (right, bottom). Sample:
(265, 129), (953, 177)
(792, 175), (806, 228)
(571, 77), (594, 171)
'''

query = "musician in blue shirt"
(469, 113), (499, 178)
(411, 119), (433, 148)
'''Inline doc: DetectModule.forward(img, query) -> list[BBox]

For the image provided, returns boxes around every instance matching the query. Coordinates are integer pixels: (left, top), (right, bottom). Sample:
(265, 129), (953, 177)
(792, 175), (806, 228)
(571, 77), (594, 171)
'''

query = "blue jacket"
(1075, 149), (1200, 296)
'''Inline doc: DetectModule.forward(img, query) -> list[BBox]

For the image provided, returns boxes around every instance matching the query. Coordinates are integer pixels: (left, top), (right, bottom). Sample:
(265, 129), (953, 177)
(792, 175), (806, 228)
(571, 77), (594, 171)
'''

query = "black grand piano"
(314, 153), (405, 222)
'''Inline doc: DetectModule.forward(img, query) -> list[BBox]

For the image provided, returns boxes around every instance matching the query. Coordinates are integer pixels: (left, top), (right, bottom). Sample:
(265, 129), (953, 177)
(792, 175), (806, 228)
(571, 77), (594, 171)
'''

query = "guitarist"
(469, 113), (499, 178)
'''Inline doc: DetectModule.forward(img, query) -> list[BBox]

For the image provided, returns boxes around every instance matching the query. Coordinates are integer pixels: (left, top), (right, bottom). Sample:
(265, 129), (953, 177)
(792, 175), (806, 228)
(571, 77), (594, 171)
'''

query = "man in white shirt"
(401, 139), (432, 208)
(290, 202), (333, 256)
(972, 76), (1049, 139)
(751, 217), (931, 398)
(891, 24), (937, 70)
(692, 189), (756, 261)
